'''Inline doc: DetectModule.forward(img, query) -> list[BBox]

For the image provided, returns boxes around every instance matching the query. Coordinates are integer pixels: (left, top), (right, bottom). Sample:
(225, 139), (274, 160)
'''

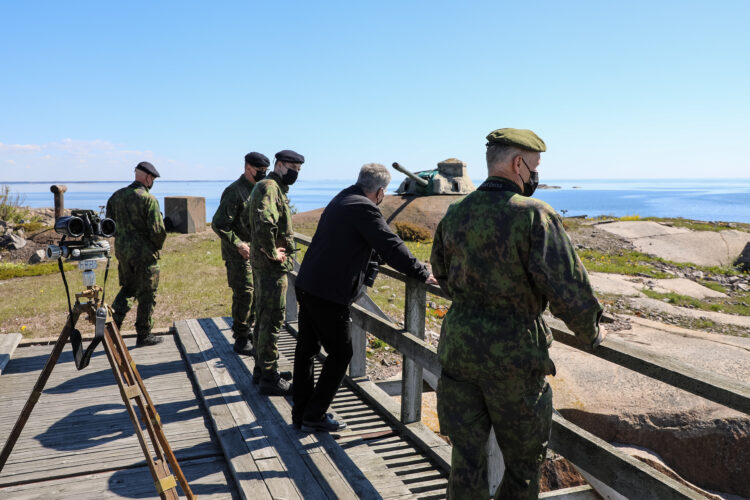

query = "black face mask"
(253, 169), (267, 183)
(282, 169), (298, 186)
(520, 159), (539, 196)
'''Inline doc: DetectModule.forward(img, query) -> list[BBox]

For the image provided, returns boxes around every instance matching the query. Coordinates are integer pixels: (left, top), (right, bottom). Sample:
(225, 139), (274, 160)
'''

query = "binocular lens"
(99, 218), (116, 238)
(54, 216), (85, 238)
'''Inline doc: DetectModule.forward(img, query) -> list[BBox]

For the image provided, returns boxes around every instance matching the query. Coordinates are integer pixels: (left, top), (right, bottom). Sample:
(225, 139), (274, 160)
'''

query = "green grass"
(698, 280), (729, 294)
(0, 261), (76, 280)
(577, 248), (741, 278)
(576, 249), (671, 277)
(641, 289), (750, 316)
(0, 231), (233, 338)
(641, 217), (750, 233)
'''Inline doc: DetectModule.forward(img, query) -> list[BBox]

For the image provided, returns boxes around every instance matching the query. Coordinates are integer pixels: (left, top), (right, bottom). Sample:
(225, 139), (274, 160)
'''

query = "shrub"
(0, 185), (30, 223)
(393, 221), (432, 242)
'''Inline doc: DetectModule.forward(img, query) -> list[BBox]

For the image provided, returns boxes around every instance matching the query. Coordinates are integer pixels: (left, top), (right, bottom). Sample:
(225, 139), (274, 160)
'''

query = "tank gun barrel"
(392, 162), (429, 187)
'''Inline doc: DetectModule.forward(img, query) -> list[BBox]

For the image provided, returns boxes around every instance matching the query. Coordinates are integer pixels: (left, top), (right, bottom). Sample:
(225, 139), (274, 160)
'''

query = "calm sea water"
(4, 178), (750, 223)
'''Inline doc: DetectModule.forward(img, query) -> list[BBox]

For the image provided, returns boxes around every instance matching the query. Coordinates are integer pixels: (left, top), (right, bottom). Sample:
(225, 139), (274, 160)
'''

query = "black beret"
(275, 149), (305, 164)
(135, 161), (160, 178)
(244, 152), (270, 168)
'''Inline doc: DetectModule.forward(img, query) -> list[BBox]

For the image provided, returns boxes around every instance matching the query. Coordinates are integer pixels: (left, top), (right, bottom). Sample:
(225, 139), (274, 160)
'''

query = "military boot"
(136, 333), (164, 347)
(253, 367), (291, 385)
(233, 337), (255, 356)
(259, 373), (293, 396)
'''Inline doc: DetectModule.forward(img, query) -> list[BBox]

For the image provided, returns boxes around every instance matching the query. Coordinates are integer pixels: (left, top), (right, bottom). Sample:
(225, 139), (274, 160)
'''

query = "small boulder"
(6, 234), (26, 250)
(29, 249), (46, 264)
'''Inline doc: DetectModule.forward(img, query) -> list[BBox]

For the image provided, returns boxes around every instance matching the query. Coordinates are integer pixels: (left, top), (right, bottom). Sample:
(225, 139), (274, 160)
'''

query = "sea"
(4, 178), (750, 223)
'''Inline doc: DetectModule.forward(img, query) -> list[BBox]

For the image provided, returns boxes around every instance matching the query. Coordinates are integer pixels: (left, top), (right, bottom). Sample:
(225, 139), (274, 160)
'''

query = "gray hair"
(486, 143), (523, 168)
(356, 163), (391, 193)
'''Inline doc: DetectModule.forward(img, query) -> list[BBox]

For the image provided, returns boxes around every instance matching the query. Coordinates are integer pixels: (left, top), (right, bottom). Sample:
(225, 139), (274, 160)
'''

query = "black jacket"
(296, 185), (430, 305)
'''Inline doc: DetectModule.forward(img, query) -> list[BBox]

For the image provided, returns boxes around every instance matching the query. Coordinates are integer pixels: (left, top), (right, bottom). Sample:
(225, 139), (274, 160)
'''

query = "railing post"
(401, 278), (426, 424)
(349, 321), (367, 378)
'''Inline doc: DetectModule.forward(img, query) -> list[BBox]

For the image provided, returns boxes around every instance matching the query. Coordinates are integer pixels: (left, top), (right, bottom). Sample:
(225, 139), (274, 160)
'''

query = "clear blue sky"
(1, 1), (748, 181)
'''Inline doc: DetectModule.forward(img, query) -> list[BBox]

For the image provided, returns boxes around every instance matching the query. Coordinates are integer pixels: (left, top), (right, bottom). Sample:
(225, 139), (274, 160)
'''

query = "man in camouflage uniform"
(430, 128), (606, 499)
(212, 152), (270, 356)
(106, 161), (167, 347)
(246, 149), (304, 396)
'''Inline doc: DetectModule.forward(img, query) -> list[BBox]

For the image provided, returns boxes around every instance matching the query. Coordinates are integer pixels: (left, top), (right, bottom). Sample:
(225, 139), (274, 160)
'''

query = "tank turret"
(392, 158), (475, 196)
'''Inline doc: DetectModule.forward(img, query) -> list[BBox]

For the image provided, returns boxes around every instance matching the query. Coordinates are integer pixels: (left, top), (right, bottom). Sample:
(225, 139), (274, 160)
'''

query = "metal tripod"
(0, 276), (194, 499)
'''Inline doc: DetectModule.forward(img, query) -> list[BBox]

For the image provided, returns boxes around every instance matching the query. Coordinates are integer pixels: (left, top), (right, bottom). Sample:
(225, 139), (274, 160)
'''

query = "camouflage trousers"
(112, 260), (160, 337)
(225, 259), (254, 339)
(252, 267), (287, 376)
(437, 369), (552, 500)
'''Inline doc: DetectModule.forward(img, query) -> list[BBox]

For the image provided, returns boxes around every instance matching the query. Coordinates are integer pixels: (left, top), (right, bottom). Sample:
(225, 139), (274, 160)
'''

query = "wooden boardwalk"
(0, 319), (448, 499)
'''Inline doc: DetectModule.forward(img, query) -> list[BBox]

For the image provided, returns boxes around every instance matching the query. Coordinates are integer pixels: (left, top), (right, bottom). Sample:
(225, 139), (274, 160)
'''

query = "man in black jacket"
(293, 163), (437, 432)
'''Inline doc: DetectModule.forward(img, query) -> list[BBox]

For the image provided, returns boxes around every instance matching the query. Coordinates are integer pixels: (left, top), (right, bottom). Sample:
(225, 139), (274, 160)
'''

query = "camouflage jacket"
(212, 175), (255, 261)
(106, 181), (166, 265)
(245, 172), (294, 273)
(430, 176), (602, 378)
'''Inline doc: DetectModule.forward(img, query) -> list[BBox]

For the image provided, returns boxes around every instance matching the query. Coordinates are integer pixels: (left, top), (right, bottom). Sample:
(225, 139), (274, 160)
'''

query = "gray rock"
(0, 220), (7, 228)
(28, 249), (46, 264)
(5, 234), (26, 250)
(550, 316), (750, 496)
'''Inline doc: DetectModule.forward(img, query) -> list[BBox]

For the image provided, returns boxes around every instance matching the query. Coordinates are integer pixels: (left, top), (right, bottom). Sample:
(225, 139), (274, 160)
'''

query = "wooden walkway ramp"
(0, 319), (449, 499)
(175, 317), (449, 499)
(0, 333), (237, 499)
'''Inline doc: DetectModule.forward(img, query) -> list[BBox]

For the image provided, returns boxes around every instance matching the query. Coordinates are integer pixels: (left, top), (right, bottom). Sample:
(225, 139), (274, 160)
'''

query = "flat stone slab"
(589, 273), (645, 297)
(647, 277), (728, 299)
(595, 221), (750, 267)
(589, 273), (726, 299)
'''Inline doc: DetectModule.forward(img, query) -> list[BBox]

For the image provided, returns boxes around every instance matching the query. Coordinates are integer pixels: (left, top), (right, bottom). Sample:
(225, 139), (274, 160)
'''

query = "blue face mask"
(520, 159), (539, 196)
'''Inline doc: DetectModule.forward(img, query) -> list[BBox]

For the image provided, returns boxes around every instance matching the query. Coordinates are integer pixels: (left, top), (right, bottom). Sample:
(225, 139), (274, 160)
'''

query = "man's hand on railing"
(425, 274), (438, 285)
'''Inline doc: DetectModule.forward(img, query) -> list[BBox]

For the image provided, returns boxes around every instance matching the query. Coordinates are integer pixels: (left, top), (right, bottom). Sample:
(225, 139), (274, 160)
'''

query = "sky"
(1, 1), (749, 182)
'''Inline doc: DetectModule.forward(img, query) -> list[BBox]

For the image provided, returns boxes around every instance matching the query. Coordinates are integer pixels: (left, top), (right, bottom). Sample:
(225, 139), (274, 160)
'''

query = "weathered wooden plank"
(539, 484), (598, 499)
(350, 304), (441, 376)
(546, 315), (750, 415)
(195, 318), (338, 499)
(0, 456), (238, 499)
(206, 317), (385, 499)
(401, 278), (427, 424)
(174, 319), (274, 500)
(0, 333), (22, 375)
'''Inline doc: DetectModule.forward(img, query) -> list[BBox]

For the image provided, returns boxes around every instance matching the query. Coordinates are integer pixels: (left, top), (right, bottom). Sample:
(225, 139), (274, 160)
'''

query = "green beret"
(486, 128), (546, 152)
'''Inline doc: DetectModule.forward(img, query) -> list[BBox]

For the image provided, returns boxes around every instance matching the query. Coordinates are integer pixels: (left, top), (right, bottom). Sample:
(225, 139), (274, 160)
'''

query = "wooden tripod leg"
(0, 311), (81, 471)
(102, 321), (193, 499)
(106, 323), (194, 499)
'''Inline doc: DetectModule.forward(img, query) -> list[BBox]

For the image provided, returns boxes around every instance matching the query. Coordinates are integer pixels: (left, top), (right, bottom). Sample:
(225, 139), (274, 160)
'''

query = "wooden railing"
(288, 233), (750, 499)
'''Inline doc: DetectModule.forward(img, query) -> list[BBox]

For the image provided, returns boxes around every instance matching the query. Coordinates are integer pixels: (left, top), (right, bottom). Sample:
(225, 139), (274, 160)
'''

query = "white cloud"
(0, 139), (171, 181)
(0, 142), (42, 152)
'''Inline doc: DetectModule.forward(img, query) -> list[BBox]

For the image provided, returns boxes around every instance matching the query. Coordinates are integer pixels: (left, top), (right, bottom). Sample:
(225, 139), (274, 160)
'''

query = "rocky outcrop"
(550, 319), (750, 497)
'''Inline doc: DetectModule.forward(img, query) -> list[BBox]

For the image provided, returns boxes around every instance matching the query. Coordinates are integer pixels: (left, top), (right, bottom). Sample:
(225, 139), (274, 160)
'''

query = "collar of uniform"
(267, 171), (289, 194)
(478, 176), (522, 195)
(131, 180), (150, 192)
(238, 174), (254, 190)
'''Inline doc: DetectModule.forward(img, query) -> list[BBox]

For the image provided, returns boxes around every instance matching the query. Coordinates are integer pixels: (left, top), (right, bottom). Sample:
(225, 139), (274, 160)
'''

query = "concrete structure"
(164, 196), (206, 233)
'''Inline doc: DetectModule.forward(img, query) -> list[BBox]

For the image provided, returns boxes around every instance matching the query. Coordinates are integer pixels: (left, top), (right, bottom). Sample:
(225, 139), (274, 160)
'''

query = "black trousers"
(292, 287), (353, 423)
